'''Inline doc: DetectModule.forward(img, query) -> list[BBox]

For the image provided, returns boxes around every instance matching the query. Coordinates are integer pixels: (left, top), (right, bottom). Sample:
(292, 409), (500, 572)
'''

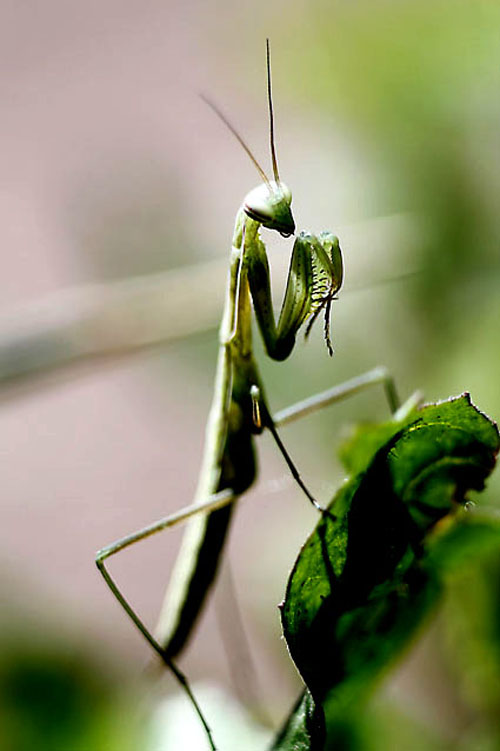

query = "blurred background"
(1, 0), (500, 748)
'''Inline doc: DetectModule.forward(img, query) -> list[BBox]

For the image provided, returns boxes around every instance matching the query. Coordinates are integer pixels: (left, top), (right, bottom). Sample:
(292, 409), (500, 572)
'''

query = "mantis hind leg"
(273, 366), (403, 428)
(95, 487), (237, 751)
(250, 368), (404, 520)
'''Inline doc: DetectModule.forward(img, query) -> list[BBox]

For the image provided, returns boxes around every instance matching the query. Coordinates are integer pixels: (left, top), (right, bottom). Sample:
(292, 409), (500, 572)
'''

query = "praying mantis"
(96, 41), (400, 750)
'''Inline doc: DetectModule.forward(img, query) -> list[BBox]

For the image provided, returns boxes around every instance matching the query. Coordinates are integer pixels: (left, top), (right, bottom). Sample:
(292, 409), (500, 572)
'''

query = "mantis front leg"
(246, 230), (343, 361)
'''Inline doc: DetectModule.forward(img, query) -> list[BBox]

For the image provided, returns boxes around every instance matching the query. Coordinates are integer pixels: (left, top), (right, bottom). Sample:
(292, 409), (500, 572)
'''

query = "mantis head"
(202, 40), (295, 238)
(243, 180), (294, 237)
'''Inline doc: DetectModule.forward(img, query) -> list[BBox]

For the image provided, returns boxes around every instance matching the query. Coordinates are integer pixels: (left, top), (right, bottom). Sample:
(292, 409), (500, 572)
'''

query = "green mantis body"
(96, 42), (398, 750)
(154, 191), (343, 659)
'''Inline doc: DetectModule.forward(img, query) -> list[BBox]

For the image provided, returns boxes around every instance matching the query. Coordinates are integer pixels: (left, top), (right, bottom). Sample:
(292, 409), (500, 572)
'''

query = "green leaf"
(275, 394), (499, 749)
(337, 415), (415, 476)
(270, 691), (324, 751)
(434, 518), (500, 724)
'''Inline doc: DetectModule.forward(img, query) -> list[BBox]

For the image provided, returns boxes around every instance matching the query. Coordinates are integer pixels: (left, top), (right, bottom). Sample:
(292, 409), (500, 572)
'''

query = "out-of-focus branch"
(0, 259), (225, 387)
(0, 213), (422, 393)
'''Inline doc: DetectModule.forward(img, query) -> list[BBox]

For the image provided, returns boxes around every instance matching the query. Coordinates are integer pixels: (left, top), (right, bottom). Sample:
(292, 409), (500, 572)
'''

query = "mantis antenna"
(200, 40), (282, 190)
(266, 38), (280, 185)
(200, 93), (271, 187)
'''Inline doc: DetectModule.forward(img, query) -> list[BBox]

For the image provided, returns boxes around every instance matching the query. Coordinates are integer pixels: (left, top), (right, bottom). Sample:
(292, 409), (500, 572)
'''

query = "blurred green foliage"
(0, 627), (144, 751)
(274, 395), (500, 749)
(282, 1), (500, 393)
